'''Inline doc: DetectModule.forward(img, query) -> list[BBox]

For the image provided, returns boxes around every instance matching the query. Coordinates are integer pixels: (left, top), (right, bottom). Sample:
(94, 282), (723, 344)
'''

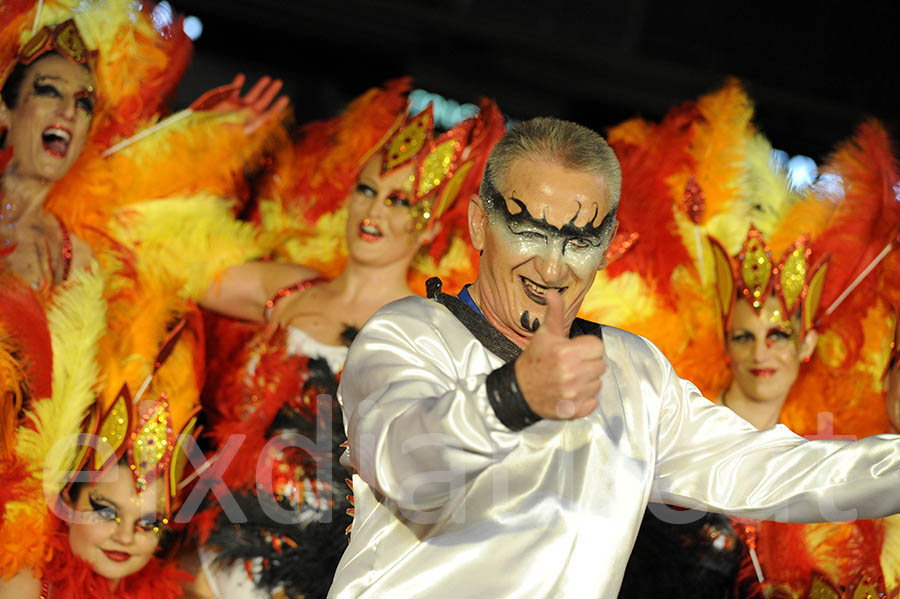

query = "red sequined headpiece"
(709, 226), (829, 334)
(366, 101), (499, 231)
(1, 19), (97, 89)
(68, 317), (200, 516)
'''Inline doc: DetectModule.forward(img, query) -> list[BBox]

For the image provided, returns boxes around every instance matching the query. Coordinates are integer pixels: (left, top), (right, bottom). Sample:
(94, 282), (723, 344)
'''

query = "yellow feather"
(741, 133), (796, 239)
(691, 79), (755, 227)
(261, 199), (348, 279)
(579, 270), (661, 326)
(16, 265), (106, 494)
(108, 194), (267, 301)
(882, 515), (900, 592)
(769, 188), (835, 257)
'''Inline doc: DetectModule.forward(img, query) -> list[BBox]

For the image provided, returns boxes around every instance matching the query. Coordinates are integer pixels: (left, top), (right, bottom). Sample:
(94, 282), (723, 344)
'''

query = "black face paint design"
(479, 169), (617, 335)
(520, 311), (540, 332)
(481, 172), (614, 251)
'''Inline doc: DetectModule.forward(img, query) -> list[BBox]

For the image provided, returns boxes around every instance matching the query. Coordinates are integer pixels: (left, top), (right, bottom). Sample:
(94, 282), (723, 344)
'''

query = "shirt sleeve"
(338, 301), (521, 512)
(649, 340), (900, 522)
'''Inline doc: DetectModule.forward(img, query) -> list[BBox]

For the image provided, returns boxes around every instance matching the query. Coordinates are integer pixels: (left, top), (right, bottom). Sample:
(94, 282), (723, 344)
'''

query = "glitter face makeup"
(726, 294), (814, 405)
(67, 463), (164, 583)
(470, 158), (616, 343)
(344, 156), (429, 268)
(483, 177), (614, 285)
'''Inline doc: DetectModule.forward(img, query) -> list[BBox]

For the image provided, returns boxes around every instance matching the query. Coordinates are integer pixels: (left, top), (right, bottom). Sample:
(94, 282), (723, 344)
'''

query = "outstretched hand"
(514, 290), (607, 420)
(190, 73), (290, 135)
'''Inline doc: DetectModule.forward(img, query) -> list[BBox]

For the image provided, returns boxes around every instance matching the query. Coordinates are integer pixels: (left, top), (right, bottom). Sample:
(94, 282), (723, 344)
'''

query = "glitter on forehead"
(766, 307), (793, 337)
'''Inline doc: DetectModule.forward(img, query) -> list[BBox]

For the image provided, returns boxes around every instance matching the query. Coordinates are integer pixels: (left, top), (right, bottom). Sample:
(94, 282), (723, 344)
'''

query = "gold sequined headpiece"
(68, 318), (200, 516)
(373, 103), (480, 230)
(709, 225), (829, 334)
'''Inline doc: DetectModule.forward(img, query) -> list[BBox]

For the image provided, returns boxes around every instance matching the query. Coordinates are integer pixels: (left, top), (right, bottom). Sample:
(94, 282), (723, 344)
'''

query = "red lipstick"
(359, 219), (383, 241)
(102, 549), (131, 562)
(749, 368), (776, 378)
(41, 124), (72, 158)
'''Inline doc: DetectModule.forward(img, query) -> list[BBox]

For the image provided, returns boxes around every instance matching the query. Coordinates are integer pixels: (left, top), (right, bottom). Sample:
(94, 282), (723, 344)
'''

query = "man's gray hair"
(480, 117), (622, 210)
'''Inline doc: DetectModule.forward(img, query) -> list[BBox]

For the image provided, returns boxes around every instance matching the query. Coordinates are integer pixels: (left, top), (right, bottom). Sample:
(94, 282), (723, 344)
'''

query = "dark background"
(171, 0), (900, 162)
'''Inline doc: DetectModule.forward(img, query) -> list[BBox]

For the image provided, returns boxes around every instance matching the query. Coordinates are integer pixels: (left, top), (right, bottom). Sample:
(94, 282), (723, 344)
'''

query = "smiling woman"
(588, 81), (900, 598)
(65, 461), (166, 582)
(0, 265), (199, 599)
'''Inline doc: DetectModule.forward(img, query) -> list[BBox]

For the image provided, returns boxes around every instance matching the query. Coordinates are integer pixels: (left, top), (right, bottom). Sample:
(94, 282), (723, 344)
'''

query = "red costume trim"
(37, 518), (189, 599)
(55, 216), (73, 282)
(263, 276), (328, 322)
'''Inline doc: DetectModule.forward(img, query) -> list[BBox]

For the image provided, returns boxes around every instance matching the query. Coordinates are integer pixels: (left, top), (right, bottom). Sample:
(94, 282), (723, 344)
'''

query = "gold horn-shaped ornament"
(168, 411), (200, 513)
(775, 235), (811, 315)
(803, 260), (829, 333)
(737, 226), (774, 313)
(432, 160), (474, 224)
(807, 572), (840, 599)
(69, 403), (100, 475)
(381, 104), (434, 174)
(709, 236), (736, 327)
(130, 396), (175, 493)
(94, 385), (132, 472)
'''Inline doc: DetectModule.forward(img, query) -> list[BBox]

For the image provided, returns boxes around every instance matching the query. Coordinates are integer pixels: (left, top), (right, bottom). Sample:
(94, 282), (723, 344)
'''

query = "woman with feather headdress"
(593, 81), (900, 598)
(0, 0), (288, 294)
(0, 263), (207, 599)
(186, 81), (506, 598)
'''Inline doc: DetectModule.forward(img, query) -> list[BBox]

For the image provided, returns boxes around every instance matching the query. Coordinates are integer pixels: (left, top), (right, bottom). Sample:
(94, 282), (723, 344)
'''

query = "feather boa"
(37, 519), (189, 599)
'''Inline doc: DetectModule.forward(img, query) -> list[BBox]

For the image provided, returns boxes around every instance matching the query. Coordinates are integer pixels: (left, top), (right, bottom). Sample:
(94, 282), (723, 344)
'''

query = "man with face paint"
(329, 118), (900, 599)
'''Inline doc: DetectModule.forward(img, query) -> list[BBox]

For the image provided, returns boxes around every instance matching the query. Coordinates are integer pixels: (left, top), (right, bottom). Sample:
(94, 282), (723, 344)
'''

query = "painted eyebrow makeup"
(481, 172), (613, 244)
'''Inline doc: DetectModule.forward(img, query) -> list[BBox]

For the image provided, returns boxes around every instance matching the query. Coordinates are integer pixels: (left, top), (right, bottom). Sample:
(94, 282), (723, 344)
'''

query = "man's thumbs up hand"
(514, 290), (607, 420)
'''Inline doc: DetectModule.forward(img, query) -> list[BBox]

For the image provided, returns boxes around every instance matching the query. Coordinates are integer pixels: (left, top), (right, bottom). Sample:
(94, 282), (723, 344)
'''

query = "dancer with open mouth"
(0, 17), (96, 288)
(191, 81), (504, 598)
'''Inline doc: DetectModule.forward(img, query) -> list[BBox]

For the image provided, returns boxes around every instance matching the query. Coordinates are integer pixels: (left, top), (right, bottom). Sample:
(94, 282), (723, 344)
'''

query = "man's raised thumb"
(539, 289), (565, 337)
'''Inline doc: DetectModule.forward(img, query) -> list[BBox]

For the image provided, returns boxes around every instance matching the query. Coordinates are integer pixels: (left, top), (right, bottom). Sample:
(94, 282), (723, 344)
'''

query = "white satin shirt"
(330, 297), (900, 598)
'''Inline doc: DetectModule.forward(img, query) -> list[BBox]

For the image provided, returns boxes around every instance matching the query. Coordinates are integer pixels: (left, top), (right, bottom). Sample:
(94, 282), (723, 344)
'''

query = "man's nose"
(534, 247), (566, 284)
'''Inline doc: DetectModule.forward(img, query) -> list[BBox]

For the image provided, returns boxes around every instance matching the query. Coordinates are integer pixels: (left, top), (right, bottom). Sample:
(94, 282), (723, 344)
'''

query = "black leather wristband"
(485, 361), (542, 431)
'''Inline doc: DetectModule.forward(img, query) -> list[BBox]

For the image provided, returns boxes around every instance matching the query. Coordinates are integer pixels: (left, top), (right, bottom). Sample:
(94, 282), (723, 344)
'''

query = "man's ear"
(799, 328), (819, 362)
(596, 219), (619, 271)
(468, 193), (487, 251)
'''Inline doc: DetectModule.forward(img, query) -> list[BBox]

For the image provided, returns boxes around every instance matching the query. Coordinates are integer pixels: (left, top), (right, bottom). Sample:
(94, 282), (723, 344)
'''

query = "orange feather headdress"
(256, 80), (505, 293)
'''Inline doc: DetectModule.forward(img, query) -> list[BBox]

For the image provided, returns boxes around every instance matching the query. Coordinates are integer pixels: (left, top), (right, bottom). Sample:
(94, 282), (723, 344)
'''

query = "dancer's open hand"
(190, 73), (289, 134)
